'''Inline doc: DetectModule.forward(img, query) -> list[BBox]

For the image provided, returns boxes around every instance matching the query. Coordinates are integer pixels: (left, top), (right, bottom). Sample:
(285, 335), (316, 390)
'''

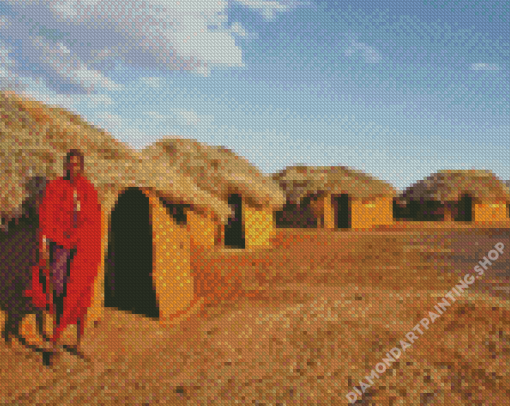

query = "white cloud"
(1, 1), (299, 96)
(470, 63), (501, 71)
(229, 22), (259, 40)
(193, 65), (211, 77)
(231, 22), (247, 37)
(0, 23), (124, 95)
(1, 0), (288, 95)
(235, 0), (298, 19)
(72, 65), (124, 91)
(344, 39), (382, 63)
(0, 44), (28, 92)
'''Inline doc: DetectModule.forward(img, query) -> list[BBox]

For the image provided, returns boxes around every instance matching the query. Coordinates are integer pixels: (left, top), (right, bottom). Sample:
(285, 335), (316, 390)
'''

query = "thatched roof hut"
(0, 91), (232, 229)
(141, 138), (286, 248)
(272, 165), (397, 205)
(0, 91), (233, 332)
(398, 170), (510, 223)
(272, 165), (397, 230)
(141, 138), (285, 209)
(400, 170), (510, 204)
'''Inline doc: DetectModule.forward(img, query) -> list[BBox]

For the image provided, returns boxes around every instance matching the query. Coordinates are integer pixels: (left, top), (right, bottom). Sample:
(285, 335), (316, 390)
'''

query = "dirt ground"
(1, 227), (509, 405)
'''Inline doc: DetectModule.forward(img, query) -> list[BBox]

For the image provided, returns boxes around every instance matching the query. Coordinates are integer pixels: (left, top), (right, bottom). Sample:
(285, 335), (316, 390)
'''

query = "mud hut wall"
(187, 210), (217, 247)
(324, 195), (393, 229)
(474, 200), (508, 223)
(324, 194), (335, 229)
(380, 197), (395, 225)
(141, 189), (194, 325)
(216, 222), (224, 246)
(351, 197), (394, 229)
(243, 203), (275, 248)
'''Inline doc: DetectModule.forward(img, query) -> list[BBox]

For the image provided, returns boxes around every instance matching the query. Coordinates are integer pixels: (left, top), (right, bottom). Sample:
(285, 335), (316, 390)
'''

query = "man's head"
(64, 149), (85, 180)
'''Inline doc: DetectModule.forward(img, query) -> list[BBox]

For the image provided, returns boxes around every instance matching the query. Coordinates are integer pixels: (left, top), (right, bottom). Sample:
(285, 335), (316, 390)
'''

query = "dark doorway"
(105, 188), (159, 319)
(161, 199), (190, 225)
(333, 194), (351, 229)
(224, 194), (245, 248)
(455, 194), (473, 222)
(393, 199), (412, 221)
(409, 200), (419, 220)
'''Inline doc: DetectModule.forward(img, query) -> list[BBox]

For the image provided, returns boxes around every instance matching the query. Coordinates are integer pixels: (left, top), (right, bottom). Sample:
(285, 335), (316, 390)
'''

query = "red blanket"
(24, 174), (102, 340)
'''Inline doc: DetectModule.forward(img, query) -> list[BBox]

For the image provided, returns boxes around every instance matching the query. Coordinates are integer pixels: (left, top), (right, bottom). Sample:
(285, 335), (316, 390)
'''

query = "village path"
(1, 228), (509, 405)
(445, 228), (510, 300)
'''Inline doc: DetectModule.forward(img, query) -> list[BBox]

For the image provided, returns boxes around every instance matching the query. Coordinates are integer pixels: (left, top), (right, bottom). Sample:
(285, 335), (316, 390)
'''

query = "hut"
(0, 91), (233, 341)
(399, 170), (510, 224)
(140, 138), (286, 249)
(506, 180), (510, 219)
(273, 165), (397, 230)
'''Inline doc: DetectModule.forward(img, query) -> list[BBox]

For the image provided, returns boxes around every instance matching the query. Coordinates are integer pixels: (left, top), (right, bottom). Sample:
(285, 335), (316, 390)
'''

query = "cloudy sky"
(1, 0), (508, 190)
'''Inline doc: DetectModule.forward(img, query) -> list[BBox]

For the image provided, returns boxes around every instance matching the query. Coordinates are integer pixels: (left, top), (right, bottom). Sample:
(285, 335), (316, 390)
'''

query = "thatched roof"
(0, 91), (233, 229)
(399, 170), (510, 204)
(140, 138), (286, 210)
(272, 165), (397, 204)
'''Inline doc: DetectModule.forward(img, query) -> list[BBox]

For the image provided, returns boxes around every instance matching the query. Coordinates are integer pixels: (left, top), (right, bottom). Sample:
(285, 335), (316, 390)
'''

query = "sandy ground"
(1, 227), (509, 405)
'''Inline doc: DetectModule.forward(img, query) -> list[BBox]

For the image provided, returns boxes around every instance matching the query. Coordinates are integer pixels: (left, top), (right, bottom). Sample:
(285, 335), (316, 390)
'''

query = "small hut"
(506, 180), (510, 219)
(0, 92), (232, 340)
(273, 165), (397, 230)
(399, 170), (510, 223)
(141, 138), (286, 249)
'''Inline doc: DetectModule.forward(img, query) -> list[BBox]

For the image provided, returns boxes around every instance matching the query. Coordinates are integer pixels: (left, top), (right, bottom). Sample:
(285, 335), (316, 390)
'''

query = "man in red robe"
(25, 149), (102, 364)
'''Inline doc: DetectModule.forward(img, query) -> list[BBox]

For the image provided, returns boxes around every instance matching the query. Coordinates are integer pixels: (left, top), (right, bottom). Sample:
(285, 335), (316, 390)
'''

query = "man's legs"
(47, 244), (72, 360)
(54, 248), (87, 356)
(47, 289), (64, 361)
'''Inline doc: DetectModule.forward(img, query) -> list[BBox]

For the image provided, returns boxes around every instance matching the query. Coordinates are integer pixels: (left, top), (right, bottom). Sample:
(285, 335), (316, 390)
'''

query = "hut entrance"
(333, 194), (351, 229)
(224, 194), (245, 248)
(455, 194), (473, 222)
(161, 200), (190, 225)
(105, 188), (159, 319)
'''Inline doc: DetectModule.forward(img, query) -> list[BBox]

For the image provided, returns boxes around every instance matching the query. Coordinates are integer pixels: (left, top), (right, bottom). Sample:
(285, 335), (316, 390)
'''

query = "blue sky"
(1, 0), (508, 191)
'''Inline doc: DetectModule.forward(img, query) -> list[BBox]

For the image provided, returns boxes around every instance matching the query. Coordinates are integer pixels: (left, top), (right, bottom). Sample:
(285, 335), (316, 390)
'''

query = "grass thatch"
(141, 138), (286, 210)
(400, 170), (510, 204)
(272, 165), (397, 204)
(0, 91), (233, 228)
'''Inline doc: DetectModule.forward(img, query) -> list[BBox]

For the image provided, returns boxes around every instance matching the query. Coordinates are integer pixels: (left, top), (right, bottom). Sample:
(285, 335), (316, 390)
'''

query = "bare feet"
(63, 344), (91, 363)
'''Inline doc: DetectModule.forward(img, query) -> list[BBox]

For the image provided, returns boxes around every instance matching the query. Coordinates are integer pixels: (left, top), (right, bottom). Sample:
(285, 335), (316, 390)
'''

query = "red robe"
(24, 174), (102, 340)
